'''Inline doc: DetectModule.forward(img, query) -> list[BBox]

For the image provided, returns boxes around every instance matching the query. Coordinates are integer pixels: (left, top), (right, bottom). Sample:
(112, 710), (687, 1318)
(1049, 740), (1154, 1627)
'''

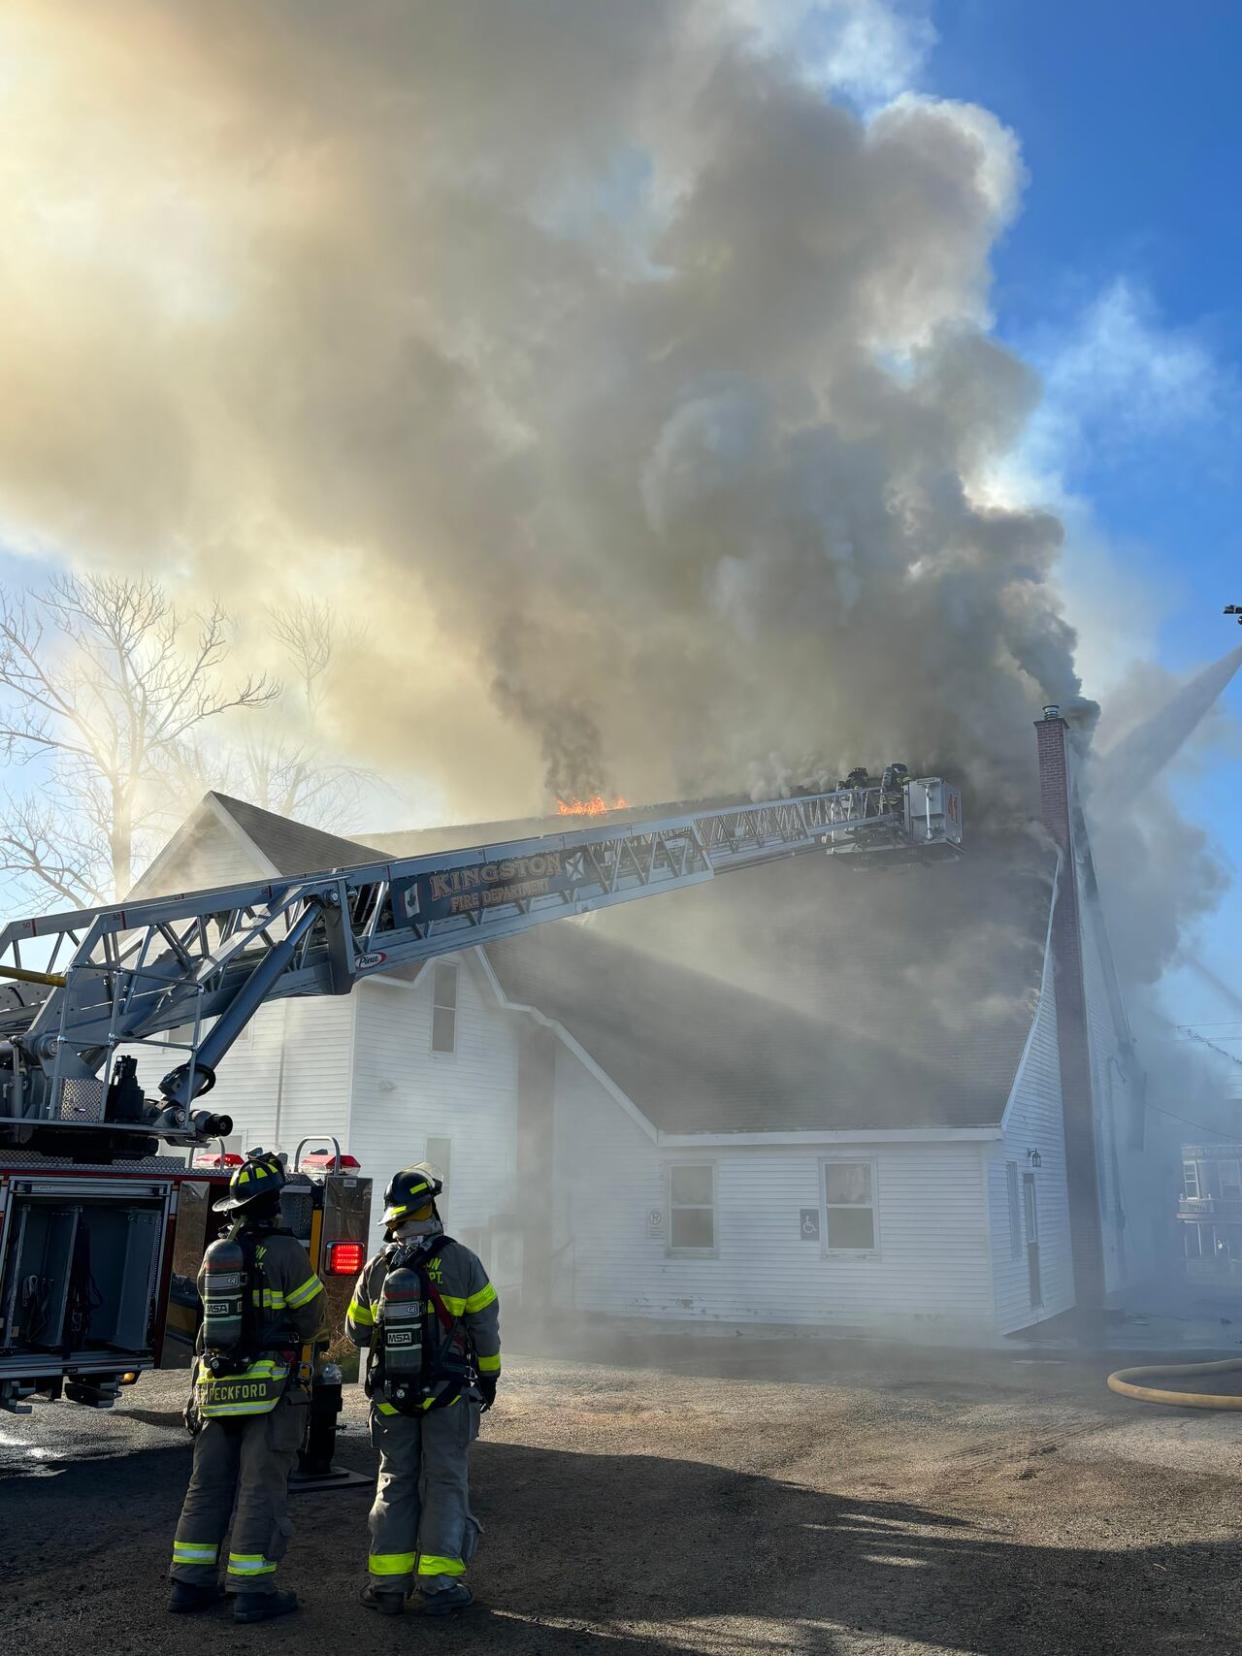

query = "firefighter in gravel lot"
(346, 1161), (501, 1616)
(167, 1151), (325, 1624)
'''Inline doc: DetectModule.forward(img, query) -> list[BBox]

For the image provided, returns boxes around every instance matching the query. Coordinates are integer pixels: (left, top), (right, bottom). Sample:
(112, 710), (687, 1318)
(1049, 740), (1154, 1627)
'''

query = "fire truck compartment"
(0, 1177), (171, 1379)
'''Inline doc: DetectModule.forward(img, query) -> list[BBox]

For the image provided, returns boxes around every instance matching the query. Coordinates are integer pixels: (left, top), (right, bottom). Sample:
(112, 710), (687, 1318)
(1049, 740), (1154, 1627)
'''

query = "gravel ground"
(2, 1338), (1240, 1654)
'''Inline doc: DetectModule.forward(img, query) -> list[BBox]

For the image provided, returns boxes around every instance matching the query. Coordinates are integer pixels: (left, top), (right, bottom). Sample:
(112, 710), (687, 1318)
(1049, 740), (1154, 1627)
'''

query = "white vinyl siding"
(554, 1049), (996, 1338)
(987, 914), (1075, 1334)
(127, 995), (354, 1156)
(348, 956), (519, 1257)
(127, 811), (263, 901)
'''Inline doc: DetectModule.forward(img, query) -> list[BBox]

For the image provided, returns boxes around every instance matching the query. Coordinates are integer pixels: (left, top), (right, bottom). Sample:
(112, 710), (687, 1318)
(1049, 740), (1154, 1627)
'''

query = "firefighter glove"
(477, 1373), (498, 1412)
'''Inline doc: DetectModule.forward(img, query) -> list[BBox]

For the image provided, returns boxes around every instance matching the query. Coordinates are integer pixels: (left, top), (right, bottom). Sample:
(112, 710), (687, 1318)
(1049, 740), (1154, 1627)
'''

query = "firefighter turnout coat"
(347, 1234), (500, 1593)
(170, 1230), (324, 1593)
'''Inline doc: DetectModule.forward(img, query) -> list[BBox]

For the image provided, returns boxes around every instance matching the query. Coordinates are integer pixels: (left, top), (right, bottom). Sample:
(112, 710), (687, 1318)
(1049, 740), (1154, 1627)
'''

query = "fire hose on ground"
(1107, 1357), (1242, 1408)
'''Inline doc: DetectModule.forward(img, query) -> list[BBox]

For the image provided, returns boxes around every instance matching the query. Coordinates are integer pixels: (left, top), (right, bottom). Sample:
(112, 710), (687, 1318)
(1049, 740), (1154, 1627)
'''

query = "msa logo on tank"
(200, 1235), (246, 1352)
(379, 1263), (424, 1407)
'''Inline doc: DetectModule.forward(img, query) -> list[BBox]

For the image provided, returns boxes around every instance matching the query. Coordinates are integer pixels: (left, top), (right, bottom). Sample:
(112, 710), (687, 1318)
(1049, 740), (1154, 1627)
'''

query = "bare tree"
(0, 574), (276, 907)
(177, 597), (375, 824)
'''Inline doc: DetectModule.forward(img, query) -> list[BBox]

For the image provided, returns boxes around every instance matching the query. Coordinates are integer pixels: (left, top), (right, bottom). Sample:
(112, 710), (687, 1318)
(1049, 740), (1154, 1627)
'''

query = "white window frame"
(820, 1156), (880, 1260)
(430, 962), (459, 1056)
(1183, 1159), (1201, 1200)
(1006, 1160), (1022, 1260)
(666, 1162), (718, 1258)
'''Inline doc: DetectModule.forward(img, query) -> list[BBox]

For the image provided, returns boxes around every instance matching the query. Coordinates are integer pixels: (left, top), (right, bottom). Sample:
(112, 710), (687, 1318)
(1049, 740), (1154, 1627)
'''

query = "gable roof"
(487, 836), (1054, 1134)
(199, 793), (384, 876)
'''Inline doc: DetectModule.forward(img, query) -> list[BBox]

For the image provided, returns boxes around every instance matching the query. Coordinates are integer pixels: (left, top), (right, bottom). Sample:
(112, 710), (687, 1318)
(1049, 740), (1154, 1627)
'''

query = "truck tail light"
(326, 1241), (365, 1277)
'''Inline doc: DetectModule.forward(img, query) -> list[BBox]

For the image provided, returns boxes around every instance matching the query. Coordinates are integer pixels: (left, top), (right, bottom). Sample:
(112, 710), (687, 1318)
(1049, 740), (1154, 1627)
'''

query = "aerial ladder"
(0, 771), (961, 1417)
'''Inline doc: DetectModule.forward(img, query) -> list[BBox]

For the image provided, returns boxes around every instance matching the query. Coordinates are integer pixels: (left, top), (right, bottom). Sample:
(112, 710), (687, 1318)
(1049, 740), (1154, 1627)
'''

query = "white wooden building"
(131, 712), (1149, 1340)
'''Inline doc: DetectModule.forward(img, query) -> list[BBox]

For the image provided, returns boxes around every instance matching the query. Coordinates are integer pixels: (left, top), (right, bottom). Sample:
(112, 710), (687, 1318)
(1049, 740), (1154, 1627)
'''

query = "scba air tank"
(379, 1265), (424, 1407)
(201, 1235), (246, 1355)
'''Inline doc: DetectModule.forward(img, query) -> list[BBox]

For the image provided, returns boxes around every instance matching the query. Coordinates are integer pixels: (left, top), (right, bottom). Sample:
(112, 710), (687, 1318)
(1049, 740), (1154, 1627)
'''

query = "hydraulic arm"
(0, 773), (961, 1158)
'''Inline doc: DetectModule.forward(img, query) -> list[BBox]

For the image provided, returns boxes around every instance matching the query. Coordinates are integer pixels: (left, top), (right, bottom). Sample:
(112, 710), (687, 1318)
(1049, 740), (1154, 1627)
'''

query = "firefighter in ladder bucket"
(168, 1151), (325, 1623)
(346, 1162), (501, 1615)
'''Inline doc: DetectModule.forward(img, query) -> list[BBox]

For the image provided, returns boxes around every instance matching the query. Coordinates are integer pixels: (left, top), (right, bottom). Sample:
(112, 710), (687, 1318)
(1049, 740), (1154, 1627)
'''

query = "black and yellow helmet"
(382, 1162), (444, 1226)
(212, 1151), (287, 1214)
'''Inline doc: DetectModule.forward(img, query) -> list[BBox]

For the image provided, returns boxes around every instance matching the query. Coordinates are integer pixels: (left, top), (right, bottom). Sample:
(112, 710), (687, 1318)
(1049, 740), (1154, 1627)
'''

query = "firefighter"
(167, 1151), (325, 1623)
(346, 1161), (501, 1616)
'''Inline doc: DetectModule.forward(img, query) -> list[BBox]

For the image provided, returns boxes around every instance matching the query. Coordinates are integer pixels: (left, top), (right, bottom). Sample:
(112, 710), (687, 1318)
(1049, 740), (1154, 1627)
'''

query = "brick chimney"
(1035, 706), (1106, 1310)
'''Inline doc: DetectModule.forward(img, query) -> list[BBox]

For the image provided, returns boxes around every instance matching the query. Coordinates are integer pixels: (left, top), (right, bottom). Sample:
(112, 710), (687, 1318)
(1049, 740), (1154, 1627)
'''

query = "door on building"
(1023, 1172), (1042, 1309)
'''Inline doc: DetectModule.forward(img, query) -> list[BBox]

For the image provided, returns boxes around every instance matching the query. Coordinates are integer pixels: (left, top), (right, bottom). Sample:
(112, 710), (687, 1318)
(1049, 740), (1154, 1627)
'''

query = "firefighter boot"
(360, 1582), (407, 1616)
(167, 1581), (225, 1614)
(417, 1583), (475, 1616)
(234, 1589), (299, 1624)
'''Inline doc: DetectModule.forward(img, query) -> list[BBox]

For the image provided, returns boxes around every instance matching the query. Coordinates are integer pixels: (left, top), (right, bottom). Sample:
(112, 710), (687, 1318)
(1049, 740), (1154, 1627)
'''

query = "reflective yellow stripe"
(197, 1360), (288, 1386)
(477, 1352), (501, 1374)
(465, 1282), (497, 1314)
(369, 1551), (417, 1576)
(250, 1290), (287, 1308)
(200, 1402), (278, 1417)
(347, 1298), (375, 1326)
(172, 1542), (219, 1562)
(417, 1555), (466, 1578)
(285, 1275), (323, 1309)
(440, 1294), (467, 1316)
(228, 1553), (277, 1576)
(375, 1400), (399, 1416)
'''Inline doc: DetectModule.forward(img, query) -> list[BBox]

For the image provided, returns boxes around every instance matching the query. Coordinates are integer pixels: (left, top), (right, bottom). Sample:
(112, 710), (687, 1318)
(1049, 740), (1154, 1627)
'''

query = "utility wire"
(1145, 1099), (1240, 1141)
(1179, 1028), (1242, 1071)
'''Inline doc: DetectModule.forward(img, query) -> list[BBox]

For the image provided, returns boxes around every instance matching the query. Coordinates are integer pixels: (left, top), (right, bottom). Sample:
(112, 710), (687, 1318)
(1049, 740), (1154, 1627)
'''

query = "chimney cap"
(1042, 704), (1062, 721)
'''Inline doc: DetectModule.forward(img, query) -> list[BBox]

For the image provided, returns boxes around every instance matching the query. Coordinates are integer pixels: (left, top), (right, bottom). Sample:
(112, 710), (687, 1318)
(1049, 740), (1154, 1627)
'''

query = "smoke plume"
(0, 0), (1090, 821)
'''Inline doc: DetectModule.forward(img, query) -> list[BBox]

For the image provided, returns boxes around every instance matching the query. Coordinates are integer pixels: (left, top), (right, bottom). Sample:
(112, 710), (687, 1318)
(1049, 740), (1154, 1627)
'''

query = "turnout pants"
(171, 1393), (309, 1592)
(368, 1398), (480, 1594)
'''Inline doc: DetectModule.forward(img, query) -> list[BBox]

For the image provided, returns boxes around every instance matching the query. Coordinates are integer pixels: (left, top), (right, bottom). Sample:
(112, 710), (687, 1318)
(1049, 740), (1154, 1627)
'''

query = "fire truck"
(0, 774), (961, 1443)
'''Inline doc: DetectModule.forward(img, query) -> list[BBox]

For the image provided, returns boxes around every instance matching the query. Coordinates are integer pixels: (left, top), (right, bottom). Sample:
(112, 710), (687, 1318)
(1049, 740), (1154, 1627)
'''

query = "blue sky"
(913, 1), (1242, 1036)
(934, 0), (1242, 680)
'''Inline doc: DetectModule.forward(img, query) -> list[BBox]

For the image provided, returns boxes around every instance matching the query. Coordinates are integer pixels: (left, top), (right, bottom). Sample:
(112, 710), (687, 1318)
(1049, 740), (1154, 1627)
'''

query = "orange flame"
(556, 794), (629, 816)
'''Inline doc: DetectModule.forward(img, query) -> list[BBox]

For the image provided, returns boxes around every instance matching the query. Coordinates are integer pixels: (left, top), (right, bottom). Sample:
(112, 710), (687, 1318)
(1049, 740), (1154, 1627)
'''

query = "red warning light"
(326, 1241), (366, 1276)
(299, 1151), (362, 1172)
(192, 1150), (244, 1169)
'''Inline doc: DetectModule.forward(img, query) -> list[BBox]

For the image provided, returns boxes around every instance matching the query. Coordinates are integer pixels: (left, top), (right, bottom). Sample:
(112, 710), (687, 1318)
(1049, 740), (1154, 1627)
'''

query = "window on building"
(431, 963), (459, 1054)
(668, 1164), (716, 1253)
(823, 1160), (877, 1253)
(1183, 1160), (1201, 1200)
(1220, 1161), (1242, 1202)
(426, 1137), (451, 1226)
(1006, 1161), (1022, 1260)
